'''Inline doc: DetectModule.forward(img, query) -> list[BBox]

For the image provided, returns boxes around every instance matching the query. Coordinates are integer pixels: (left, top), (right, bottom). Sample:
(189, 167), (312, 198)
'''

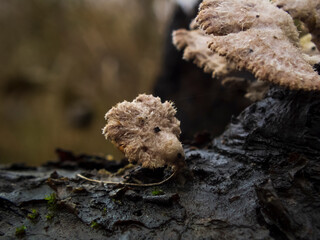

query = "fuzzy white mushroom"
(102, 94), (185, 171)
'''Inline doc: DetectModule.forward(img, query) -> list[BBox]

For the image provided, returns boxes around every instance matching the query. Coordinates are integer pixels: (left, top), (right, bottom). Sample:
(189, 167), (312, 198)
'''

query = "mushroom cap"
(103, 94), (185, 170)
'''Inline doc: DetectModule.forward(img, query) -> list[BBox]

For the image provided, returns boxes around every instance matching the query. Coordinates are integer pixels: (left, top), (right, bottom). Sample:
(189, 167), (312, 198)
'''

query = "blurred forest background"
(0, 0), (179, 165)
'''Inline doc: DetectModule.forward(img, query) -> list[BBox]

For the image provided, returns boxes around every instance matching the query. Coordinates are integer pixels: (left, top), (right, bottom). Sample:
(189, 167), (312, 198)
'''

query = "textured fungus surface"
(272, 0), (320, 50)
(172, 28), (269, 101)
(172, 27), (270, 101)
(173, 0), (320, 93)
(196, 0), (320, 91)
(173, 28), (236, 78)
(103, 94), (185, 170)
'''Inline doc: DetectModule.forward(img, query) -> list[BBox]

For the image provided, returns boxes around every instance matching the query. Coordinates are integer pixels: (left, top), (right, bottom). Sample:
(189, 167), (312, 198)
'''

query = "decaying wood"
(1, 86), (320, 239)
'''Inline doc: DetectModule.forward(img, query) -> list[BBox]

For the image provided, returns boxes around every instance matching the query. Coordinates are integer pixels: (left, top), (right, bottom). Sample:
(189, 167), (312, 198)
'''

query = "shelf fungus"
(78, 94), (186, 186)
(173, 27), (236, 78)
(173, 25), (270, 101)
(173, 0), (320, 97)
(272, 0), (320, 50)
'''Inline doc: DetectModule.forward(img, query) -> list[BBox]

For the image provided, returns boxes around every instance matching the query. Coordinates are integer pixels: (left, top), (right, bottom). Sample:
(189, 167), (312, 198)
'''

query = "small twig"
(77, 171), (176, 187)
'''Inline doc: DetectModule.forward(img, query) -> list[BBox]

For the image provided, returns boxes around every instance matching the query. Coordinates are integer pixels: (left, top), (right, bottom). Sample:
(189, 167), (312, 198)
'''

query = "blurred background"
(0, 0), (250, 166)
(0, 0), (179, 165)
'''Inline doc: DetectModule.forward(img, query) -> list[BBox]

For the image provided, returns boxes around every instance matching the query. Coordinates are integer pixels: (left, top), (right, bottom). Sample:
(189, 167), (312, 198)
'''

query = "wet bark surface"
(1, 86), (320, 239)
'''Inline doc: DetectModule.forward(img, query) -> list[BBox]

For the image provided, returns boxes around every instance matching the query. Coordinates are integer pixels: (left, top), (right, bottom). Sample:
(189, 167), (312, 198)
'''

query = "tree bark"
(1, 87), (319, 239)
